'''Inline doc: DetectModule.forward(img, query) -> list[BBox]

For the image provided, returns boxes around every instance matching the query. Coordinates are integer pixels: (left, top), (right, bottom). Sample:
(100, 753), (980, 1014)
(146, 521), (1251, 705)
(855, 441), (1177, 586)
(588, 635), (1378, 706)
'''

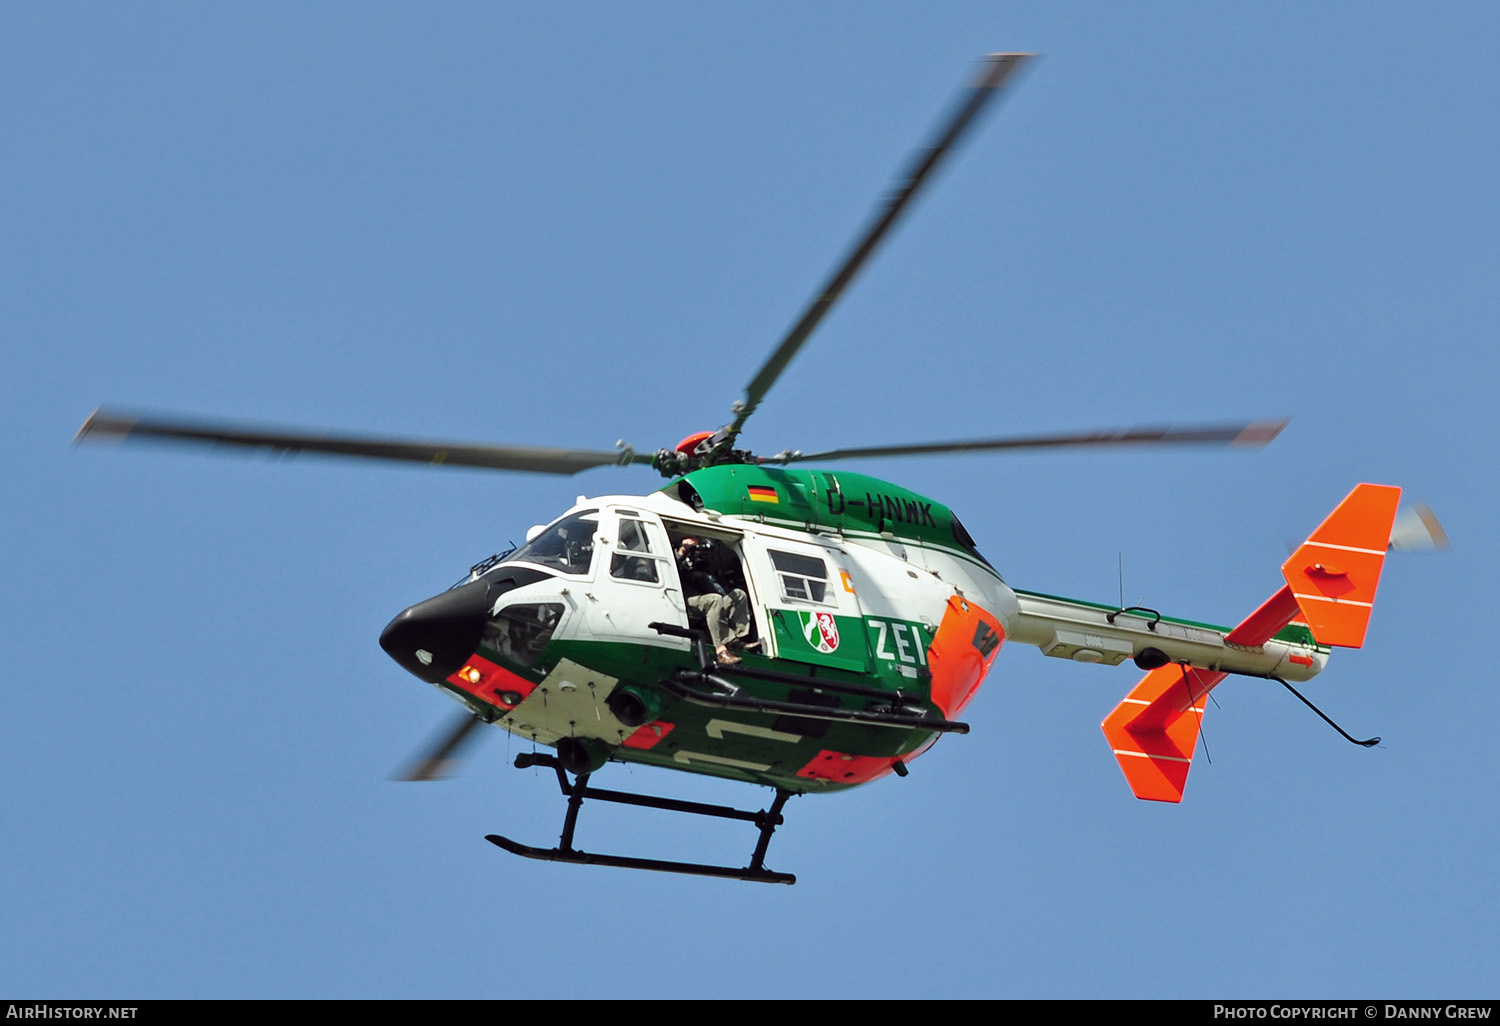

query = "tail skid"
(1102, 484), (1402, 803)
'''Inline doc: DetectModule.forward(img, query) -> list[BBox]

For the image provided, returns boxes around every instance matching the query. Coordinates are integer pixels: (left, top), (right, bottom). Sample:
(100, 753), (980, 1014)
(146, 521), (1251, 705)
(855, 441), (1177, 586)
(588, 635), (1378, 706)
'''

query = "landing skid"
(487, 753), (798, 885)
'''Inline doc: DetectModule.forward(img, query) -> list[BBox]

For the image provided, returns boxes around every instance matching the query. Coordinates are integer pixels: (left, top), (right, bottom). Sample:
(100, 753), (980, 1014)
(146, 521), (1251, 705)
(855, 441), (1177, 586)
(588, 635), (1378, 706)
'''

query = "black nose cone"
(380, 579), (494, 683)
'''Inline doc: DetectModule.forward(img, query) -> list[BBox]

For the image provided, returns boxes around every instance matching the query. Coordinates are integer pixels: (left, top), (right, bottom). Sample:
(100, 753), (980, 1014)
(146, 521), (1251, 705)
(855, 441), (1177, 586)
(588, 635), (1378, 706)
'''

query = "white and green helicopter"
(76, 54), (1444, 884)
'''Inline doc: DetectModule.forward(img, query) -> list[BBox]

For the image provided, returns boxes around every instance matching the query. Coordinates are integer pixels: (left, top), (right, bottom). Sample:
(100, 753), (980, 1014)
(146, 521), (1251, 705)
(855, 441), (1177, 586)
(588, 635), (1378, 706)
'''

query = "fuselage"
(381, 465), (1021, 793)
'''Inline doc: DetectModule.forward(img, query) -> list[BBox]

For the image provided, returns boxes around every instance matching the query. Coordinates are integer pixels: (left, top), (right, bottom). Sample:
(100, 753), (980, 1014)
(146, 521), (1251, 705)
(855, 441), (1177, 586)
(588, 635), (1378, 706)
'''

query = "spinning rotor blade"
(398, 712), (486, 782)
(75, 409), (652, 476)
(728, 53), (1034, 438)
(778, 418), (1289, 463)
(1388, 501), (1450, 552)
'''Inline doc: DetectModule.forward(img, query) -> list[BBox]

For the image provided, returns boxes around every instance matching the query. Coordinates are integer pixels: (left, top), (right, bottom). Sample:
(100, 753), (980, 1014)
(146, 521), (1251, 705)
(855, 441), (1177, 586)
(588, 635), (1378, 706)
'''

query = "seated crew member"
(675, 537), (752, 665)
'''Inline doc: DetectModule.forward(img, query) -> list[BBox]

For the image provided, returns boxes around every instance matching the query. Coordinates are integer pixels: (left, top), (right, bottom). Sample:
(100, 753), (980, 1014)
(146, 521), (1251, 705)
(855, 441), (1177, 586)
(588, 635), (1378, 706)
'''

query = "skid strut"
(486, 753), (798, 885)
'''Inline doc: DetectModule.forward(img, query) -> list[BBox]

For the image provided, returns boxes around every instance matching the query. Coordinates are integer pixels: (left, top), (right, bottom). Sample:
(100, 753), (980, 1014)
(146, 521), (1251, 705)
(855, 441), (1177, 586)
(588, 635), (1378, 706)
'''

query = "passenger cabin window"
(610, 517), (659, 583)
(769, 549), (832, 605)
(508, 510), (598, 576)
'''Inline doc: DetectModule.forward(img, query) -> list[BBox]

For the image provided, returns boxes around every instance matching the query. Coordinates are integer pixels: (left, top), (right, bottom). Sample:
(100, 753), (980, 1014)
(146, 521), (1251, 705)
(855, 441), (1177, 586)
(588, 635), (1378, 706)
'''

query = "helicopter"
(74, 53), (1445, 885)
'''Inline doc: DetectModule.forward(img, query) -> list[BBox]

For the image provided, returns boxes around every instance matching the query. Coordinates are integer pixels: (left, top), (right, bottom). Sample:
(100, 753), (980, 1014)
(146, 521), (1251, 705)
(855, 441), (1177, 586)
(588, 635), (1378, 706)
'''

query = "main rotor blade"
(397, 712), (486, 782)
(75, 409), (652, 476)
(778, 418), (1289, 463)
(729, 52), (1034, 438)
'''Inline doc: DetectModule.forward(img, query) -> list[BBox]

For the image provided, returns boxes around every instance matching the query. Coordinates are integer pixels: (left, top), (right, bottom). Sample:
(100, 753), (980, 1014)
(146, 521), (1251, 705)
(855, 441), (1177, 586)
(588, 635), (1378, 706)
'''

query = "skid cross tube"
(486, 753), (799, 884)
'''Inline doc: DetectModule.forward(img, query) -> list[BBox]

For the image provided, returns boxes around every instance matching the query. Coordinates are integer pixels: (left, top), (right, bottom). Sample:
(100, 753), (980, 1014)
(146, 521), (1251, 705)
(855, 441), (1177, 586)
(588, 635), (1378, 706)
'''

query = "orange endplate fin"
(1101, 663), (1226, 803)
(1280, 483), (1401, 648)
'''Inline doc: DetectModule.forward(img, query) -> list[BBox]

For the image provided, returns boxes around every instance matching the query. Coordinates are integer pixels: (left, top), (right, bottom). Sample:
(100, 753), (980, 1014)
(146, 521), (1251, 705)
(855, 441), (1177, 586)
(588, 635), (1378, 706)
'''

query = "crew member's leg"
(726, 588), (752, 645)
(687, 593), (738, 664)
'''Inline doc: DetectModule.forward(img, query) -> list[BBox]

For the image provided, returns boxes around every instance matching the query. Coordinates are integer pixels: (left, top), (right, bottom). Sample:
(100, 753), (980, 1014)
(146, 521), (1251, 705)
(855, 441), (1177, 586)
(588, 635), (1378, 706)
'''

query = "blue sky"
(5, 2), (1497, 999)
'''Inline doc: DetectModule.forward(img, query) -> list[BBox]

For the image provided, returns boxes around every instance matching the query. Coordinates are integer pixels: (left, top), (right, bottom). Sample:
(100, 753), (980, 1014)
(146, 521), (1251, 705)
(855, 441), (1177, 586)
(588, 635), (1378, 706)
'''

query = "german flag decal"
(747, 485), (779, 503)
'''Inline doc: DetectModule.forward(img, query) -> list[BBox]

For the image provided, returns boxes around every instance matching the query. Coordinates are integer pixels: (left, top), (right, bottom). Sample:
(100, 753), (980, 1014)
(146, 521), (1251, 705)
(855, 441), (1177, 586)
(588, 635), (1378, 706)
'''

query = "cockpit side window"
(610, 517), (660, 583)
(618, 517), (651, 552)
(508, 510), (599, 576)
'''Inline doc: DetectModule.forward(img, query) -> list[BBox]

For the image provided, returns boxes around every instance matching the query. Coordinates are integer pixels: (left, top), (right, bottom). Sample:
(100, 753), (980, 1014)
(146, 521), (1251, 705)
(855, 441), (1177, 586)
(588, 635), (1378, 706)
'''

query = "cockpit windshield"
(506, 510), (599, 576)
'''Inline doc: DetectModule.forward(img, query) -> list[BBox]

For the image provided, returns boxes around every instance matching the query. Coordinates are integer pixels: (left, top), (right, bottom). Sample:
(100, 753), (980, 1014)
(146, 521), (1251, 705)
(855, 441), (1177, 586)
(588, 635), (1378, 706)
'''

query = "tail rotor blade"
(1389, 501), (1450, 552)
